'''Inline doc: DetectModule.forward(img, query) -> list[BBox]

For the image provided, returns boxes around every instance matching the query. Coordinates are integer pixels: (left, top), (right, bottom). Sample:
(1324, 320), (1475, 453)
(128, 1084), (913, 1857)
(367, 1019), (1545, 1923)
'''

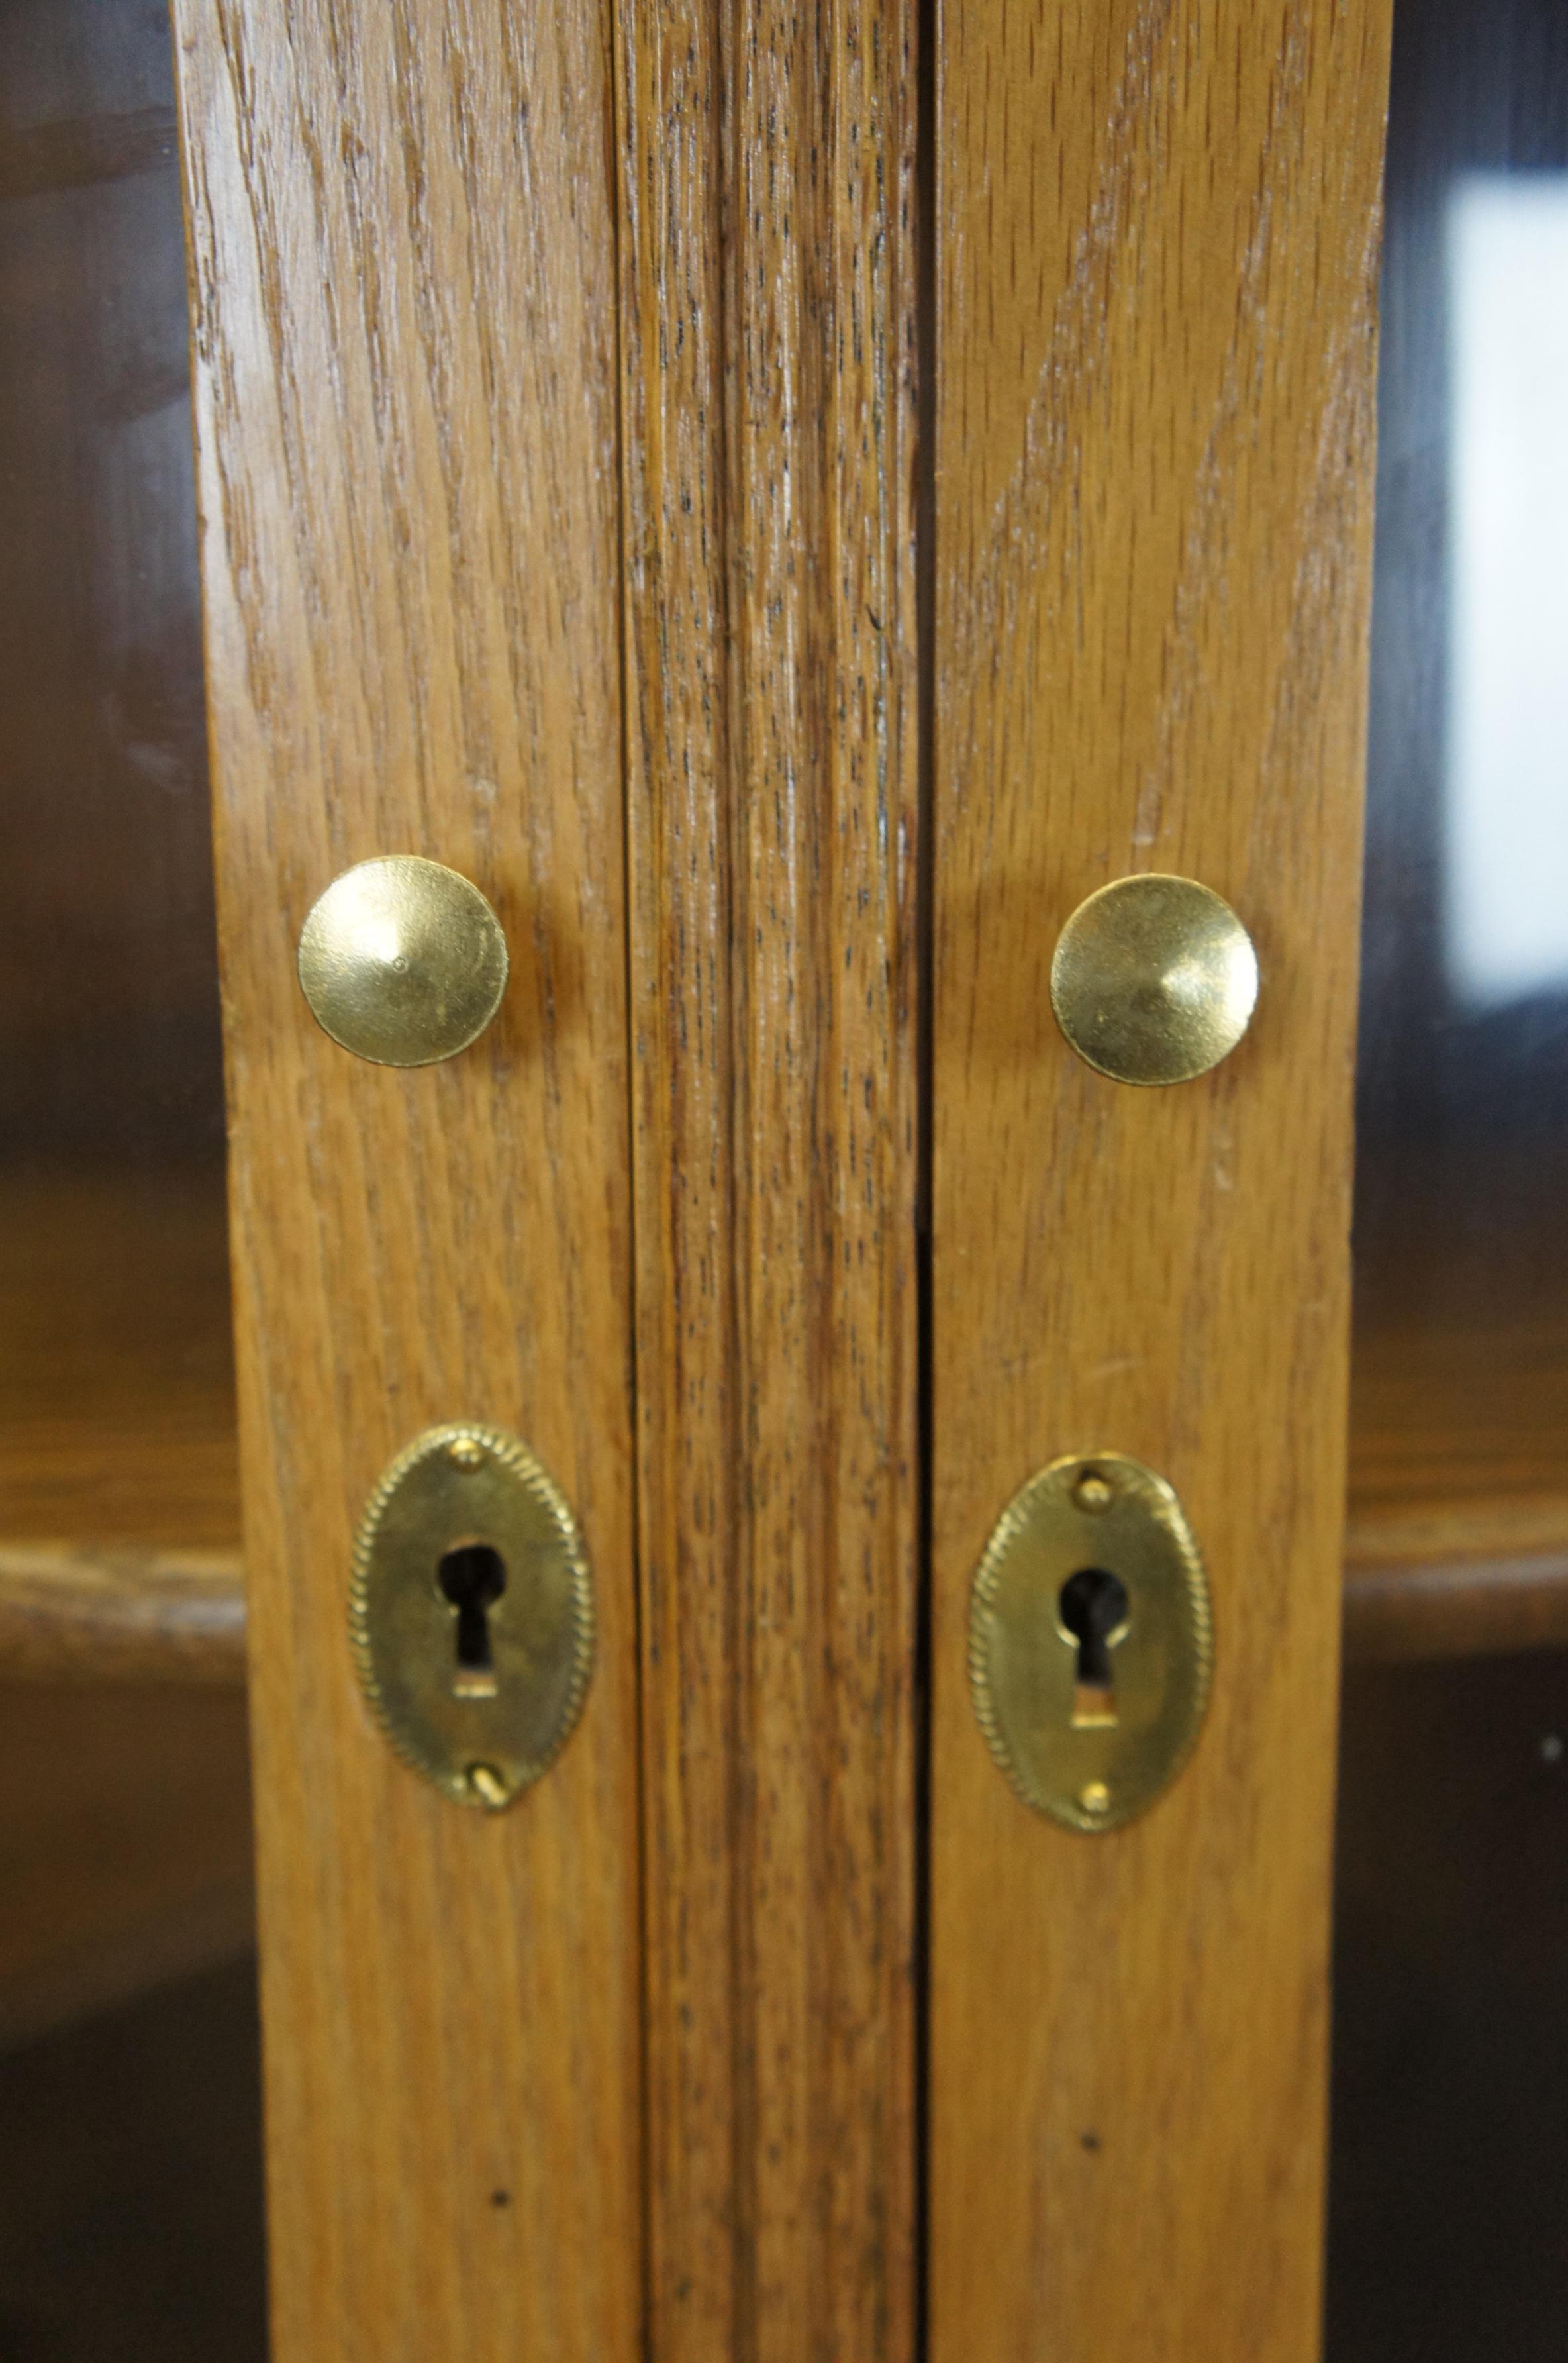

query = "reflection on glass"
(1334, 3), (1568, 2356)
(1447, 174), (1568, 1011)
(1350, 0), (1568, 1536)
(0, 2), (263, 2351)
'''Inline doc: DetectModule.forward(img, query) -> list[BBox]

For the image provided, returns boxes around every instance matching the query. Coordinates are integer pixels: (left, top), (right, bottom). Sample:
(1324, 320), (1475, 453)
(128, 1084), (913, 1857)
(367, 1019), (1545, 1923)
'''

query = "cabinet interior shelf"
(1, 1163), (1564, 1682)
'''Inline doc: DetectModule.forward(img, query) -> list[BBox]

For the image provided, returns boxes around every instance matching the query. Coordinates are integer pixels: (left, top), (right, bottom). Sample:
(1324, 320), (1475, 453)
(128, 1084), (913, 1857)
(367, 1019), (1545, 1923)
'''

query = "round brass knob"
(1050, 874), (1257, 1087)
(297, 856), (509, 1067)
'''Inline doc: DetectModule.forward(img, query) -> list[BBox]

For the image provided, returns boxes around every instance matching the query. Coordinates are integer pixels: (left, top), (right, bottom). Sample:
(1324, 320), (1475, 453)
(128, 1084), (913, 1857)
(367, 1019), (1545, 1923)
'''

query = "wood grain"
(929, 5), (1393, 2358)
(615, 0), (921, 2349)
(14, 1513), (1568, 1687)
(0, 1540), (245, 1682)
(171, 5), (641, 2356)
(1343, 1485), (1568, 1661)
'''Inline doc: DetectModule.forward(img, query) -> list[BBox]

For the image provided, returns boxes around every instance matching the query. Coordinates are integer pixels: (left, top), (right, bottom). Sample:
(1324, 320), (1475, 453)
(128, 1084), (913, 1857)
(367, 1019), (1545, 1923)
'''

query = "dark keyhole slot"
(1058, 1567), (1130, 1729)
(438, 1542), (507, 1699)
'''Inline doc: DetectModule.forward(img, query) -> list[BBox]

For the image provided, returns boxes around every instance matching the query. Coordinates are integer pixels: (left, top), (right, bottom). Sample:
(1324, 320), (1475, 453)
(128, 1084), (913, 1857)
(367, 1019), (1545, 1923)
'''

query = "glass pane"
(1331, 1649), (1568, 2360)
(0, 0), (237, 1550)
(1335, 0), (1568, 2353)
(0, 2), (261, 2350)
(1350, 0), (1568, 1541)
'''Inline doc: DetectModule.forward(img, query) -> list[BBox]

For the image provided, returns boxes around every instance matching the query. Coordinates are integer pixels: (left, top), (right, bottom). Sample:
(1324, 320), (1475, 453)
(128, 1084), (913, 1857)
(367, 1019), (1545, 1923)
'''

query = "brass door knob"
(297, 855), (509, 1066)
(1050, 874), (1257, 1086)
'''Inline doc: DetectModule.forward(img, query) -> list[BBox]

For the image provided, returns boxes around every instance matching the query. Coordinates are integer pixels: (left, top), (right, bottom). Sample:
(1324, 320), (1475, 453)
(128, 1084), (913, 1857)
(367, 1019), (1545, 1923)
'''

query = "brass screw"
(449, 1435), (486, 1472)
(1073, 1469), (1114, 1514)
(467, 1762), (509, 1809)
(1078, 1781), (1112, 1818)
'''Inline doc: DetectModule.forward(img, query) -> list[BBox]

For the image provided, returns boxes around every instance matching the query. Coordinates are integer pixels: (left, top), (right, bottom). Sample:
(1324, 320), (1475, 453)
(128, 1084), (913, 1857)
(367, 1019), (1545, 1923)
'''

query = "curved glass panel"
(1351, 0), (1568, 1538)
(1336, 5), (1568, 2358)
(0, 5), (261, 2351)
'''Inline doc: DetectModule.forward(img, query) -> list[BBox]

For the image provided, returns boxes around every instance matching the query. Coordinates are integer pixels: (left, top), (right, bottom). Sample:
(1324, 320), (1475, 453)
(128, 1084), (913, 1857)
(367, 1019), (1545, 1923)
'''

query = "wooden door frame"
(174, 0), (922, 2353)
(928, 3), (1394, 2355)
(174, 0), (1391, 2352)
(616, 0), (922, 2351)
(172, 5), (642, 2353)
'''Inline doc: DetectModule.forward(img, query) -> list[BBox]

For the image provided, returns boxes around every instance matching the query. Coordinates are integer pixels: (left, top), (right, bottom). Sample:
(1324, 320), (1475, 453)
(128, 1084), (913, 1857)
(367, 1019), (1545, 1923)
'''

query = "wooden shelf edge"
(2, 1528), (1567, 1680)
(0, 1541), (247, 1685)
(1344, 1489), (1568, 1662)
(1342, 1546), (1568, 1665)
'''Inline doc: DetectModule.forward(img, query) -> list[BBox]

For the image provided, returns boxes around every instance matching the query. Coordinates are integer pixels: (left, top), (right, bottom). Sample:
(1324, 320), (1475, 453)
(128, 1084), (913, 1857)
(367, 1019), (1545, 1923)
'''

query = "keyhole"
(437, 1542), (507, 1699)
(1057, 1568), (1130, 1729)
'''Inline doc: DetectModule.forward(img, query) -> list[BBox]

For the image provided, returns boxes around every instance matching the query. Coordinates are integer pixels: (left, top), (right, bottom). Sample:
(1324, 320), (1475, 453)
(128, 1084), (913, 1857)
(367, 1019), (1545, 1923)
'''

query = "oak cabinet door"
(926, 5), (1393, 2356)
(168, 2), (1394, 2357)
(171, 7), (644, 2355)
(172, 1), (920, 2356)
(25, 0), (1568, 2352)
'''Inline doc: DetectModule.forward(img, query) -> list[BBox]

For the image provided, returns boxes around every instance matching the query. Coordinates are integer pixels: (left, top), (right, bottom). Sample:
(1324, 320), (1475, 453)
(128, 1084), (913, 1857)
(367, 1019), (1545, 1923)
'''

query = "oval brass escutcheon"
(969, 1452), (1212, 1833)
(351, 1423), (593, 1811)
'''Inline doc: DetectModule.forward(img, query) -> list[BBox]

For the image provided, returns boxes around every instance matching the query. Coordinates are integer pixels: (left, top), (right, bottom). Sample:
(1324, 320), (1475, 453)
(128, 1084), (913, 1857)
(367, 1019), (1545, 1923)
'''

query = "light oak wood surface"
(172, 3), (642, 2356)
(616, 0), (921, 2348)
(929, 4), (1393, 2357)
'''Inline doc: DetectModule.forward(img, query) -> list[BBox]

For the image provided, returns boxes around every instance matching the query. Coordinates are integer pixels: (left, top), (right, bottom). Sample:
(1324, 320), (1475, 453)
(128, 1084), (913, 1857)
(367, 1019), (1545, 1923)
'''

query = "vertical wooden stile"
(171, 4), (642, 2356)
(930, 3), (1393, 2358)
(614, 0), (922, 2352)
